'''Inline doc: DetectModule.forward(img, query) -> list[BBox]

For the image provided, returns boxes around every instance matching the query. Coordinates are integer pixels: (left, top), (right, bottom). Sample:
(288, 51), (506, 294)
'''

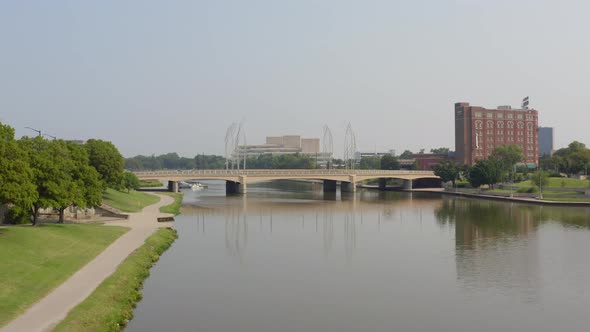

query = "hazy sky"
(1, 0), (589, 158)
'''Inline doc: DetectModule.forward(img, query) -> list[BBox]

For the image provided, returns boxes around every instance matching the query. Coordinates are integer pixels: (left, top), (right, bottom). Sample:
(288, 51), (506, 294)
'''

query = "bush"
(4, 206), (30, 224)
(514, 173), (526, 183)
(516, 187), (535, 193)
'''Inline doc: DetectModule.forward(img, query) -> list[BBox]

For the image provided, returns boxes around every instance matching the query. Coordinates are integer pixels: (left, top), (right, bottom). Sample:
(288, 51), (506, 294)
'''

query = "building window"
(497, 113), (504, 119)
(497, 137), (504, 142)
(487, 113), (493, 118)
(474, 120), (483, 129)
(487, 143), (494, 148)
(474, 112), (482, 118)
(517, 114), (523, 119)
(508, 130), (514, 135)
(507, 121), (514, 129)
(507, 113), (514, 119)
(487, 136), (493, 141)
(517, 122), (524, 129)
(526, 114), (533, 120)
(487, 121), (494, 128)
(497, 130), (503, 135)
(497, 121), (504, 128)
(487, 130), (493, 134)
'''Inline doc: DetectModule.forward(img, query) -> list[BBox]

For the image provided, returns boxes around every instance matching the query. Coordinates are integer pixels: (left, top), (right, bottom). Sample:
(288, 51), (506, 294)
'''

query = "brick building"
(455, 102), (539, 166)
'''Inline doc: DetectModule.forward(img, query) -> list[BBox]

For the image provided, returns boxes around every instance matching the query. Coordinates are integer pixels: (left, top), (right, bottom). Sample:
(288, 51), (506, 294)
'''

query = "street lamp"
(43, 134), (57, 140)
(25, 126), (41, 137)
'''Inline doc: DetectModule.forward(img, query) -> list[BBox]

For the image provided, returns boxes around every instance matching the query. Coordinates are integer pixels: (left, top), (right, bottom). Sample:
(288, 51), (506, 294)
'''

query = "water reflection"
(127, 182), (590, 332)
(434, 197), (590, 303)
(181, 189), (441, 262)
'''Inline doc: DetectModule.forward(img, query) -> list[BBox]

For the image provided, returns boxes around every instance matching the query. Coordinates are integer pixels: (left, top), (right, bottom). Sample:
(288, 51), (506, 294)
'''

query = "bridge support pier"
(341, 182), (355, 192)
(226, 177), (248, 195)
(341, 175), (357, 193)
(379, 178), (387, 190)
(403, 179), (413, 190)
(323, 180), (337, 193)
(226, 181), (247, 195)
(168, 180), (179, 192)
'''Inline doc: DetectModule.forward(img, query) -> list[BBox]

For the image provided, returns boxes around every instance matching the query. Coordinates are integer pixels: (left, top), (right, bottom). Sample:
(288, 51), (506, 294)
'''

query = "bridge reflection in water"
(181, 190), (442, 262)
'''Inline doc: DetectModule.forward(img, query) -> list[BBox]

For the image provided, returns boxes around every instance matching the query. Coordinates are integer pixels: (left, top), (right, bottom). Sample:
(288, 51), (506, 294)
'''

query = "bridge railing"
(134, 169), (436, 177)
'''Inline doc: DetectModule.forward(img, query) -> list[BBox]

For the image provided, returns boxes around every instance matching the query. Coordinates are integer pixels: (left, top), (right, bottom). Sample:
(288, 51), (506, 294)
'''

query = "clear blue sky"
(1, 0), (588, 157)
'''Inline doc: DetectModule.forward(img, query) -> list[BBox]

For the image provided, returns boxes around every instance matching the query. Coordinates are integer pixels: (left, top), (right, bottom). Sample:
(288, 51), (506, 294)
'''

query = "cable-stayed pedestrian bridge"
(134, 169), (440, 194)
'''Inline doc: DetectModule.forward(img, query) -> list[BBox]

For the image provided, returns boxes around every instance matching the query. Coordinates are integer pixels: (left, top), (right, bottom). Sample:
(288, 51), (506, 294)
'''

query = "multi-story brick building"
(455, 102), (539, 166)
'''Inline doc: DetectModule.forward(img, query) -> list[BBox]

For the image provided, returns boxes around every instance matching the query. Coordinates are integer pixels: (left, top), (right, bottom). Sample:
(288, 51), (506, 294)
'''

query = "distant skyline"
(1, 0), (588, 158)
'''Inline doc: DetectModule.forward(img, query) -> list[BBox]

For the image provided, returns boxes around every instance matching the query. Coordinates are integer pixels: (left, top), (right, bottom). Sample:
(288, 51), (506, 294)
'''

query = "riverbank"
(0, 193), (175, 332)
(359, 184), (590, 206)
(53, 227), (178, 332)
(412, 188), (590, 206)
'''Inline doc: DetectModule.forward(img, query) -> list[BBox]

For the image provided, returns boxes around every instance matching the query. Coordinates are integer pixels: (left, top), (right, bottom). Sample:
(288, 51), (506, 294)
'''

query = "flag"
(522, 96), (529, 108)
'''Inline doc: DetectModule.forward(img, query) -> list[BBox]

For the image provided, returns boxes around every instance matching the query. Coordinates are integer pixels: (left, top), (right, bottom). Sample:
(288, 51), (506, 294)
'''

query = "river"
(126, 180), (590, 332)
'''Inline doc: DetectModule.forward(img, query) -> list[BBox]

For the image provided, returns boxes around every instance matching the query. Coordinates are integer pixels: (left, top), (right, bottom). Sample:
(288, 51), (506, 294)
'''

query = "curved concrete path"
(1, 193), (175, 332)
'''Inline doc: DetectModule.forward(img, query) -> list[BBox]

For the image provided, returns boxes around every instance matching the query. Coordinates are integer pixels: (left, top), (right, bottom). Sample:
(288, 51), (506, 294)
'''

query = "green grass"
(138, 179), (163, 188)
(102, 188), (160, 213)
(516, 177), (590, 189)
(158, 192), (183, 215)
(0, 224), (128, 327)
(541, 197), (590, 202)
(53, 228), (178, 332)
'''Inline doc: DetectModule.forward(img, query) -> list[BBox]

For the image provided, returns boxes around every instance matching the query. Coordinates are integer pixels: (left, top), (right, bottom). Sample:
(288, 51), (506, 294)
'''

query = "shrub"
(4, 206), (30, 224)
(516, 187), (535, 193)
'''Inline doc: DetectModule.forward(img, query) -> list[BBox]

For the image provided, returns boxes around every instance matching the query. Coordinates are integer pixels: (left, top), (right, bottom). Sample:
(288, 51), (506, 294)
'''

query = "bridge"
(134, 169), (440, 194)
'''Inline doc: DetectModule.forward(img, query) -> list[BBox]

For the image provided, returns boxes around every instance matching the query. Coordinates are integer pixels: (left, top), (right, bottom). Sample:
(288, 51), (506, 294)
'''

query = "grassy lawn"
(0, 224), (128, 327)
(102, 188), (160, 213)
(516, 177), (590, 189)
(53, 228), (178, 332)
(159, 192), (183, 215)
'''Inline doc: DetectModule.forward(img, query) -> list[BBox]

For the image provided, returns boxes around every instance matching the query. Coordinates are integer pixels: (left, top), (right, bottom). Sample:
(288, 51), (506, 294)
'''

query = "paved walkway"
(1, 193), (175, 332)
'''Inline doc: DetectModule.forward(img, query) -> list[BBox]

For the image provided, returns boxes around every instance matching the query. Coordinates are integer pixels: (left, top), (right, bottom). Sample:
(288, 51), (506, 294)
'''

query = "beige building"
(301, 138), (320, 154)
(235, 135), (322, 158)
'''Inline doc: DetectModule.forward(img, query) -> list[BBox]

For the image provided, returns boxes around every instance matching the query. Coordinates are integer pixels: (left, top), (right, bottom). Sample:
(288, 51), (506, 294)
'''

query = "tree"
(531, 170), (550, 191)
(468, 158), (502, 189)
(552, 141), (590, 175)
(0, 122), (37, 223)
(20, 137), (74, 224)
(399, 150), (413, 159)
(434, 159), (460, 186)
(360, 156), (381, 170)
(380, 155), (400, 170)
(490, 144), (524, 181)
(66, 142), (104, 211)
(430, 147), (450, 155)
(85, 139), (124, 187)
(121, 172), (140, 192)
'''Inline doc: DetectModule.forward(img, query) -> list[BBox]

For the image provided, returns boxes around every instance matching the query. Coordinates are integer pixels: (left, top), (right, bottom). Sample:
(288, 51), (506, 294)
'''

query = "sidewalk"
(0, 193), (174, 332)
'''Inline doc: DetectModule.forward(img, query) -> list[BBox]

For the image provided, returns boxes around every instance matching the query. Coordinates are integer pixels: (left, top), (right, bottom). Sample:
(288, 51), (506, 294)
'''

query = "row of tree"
(125, 153), (226, 171)
(541, 141), (590, 175)
(1, 121), (126, 224)
(434, 145), (525, 188)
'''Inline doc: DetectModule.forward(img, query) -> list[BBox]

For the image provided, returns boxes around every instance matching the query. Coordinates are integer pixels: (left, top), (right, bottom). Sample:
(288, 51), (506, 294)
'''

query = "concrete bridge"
(134, 169), (440, 194)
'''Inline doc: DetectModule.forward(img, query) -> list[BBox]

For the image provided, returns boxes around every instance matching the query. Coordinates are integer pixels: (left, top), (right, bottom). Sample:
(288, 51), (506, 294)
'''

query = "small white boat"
(191, 182), (208, 191)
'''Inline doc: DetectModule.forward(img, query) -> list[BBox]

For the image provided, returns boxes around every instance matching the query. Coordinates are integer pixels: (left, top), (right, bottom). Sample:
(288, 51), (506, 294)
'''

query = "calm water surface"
(126, 181), (590, 332)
